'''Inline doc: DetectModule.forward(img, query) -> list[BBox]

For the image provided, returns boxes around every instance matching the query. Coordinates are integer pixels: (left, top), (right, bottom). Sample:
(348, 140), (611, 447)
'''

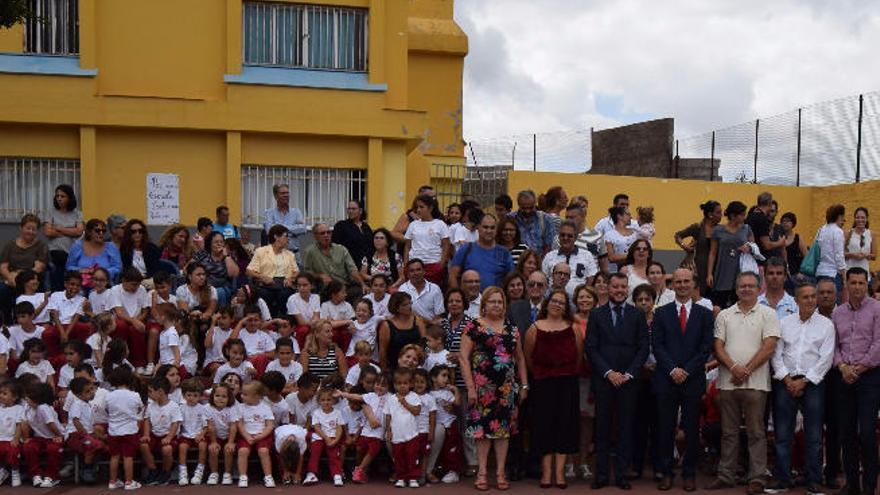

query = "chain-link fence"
(466, 91), (880, 186)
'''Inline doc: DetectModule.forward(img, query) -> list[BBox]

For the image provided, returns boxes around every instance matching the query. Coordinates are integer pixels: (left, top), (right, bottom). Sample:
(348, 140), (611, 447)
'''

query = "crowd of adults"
(2, 182), (880, 494)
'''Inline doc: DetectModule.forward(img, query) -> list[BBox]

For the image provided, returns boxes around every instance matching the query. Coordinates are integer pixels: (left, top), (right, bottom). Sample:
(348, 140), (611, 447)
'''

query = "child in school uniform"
(275, 421), (308, 485)
(259, 371), (291, 426)
(235, 381), (276, 488)
(15, 339), (54, 388)
(205, 383), (238, 486)
(83, 267), (113, 317)
(320, 281), (355, 352)
(109, 267), (152, 374)
(343, 372), (390, 484)
(177, 378), (208, 485)
(232, 305), (276, 375)
(6, 302), (44, 369)
(85, 312), (114, 369)
(105, 367), (143, 490)
(286, 274), (321, 348)
(365, 274), (391, 318)
(212, 339), (257, 385)
(140, 376), (182, 486)
(345, 341), (382, 388)
(385, 368), (423, 488)
(428, 365), (461, 483)
(264, 337), (303, 395)
(0, 380), (24, 487)
(57, 339), (91, 402)
(14, 270), (50, 326)
(155, 303), (183, 376)
(413, 369), (438, 484)
(423, 325), (455, 381)
(21, 382), (64, 487)
(285, 372), (319, 427)
(346, 299), (380, 365)
(43, 271), (90, 364)
(204, 308), (234, 379)
(143, 271), (178, 377)
(65, 376), (108, 484)
(303, 387), (344, 487)
(341, 385), (367, 476)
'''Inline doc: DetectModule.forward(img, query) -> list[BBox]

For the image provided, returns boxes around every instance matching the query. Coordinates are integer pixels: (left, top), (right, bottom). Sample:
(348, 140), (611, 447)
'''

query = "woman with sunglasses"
(65, 218), (123, 283)
(845, 207), (875, 277)
(120, 219), (162, 284)
(619, 239), (652, 300)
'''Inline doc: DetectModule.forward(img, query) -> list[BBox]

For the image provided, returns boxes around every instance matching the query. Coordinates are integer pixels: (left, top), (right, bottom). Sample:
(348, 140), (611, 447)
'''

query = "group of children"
(0, 269), (463, 490)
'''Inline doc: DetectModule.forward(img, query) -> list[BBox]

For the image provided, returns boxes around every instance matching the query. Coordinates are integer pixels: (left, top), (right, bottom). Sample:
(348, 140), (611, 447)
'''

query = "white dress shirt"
(399, 280), (445, 321)
(771, 310), (835, 385)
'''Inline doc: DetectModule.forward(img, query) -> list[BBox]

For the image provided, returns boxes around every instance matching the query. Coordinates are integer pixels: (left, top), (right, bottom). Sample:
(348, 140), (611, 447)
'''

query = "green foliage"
(0, 0), (31, 29)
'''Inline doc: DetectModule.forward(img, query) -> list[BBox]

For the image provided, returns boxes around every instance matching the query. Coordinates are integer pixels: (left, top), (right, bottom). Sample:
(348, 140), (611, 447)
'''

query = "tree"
(0, 0), (31, 29)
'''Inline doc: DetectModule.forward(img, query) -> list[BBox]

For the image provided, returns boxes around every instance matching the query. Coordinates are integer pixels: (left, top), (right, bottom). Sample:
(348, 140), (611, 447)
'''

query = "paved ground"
(15, 476), (781, 495)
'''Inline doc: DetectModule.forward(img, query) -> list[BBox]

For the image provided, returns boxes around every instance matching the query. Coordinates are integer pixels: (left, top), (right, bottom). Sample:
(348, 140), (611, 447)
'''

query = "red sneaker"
(351, 468), (368, 484)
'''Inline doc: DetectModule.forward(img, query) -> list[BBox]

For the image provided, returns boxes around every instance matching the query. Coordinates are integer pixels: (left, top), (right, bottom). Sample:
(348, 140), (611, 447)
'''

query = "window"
(241, 165), (366, 228)
(243, 1), (368, 72)
(24, 0), (79, 55)
(0, 157), (80, 223)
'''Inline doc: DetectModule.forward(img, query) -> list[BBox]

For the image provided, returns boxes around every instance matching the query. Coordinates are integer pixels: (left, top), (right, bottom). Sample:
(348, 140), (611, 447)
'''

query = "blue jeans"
(772, 379), (825, 486)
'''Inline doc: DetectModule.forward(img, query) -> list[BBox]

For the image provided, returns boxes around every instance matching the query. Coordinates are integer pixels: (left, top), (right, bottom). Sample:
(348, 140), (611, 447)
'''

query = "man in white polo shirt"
(398, 259), (444, 324)
(542, 220), (598, 297)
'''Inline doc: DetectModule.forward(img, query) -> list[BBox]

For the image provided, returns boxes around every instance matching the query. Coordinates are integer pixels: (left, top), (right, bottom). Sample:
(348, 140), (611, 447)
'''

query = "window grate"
(241, 165), (366, 229)
(0, 157), (80, 223)
(24, 0), (79, 55)
(243, 1), (368, 72)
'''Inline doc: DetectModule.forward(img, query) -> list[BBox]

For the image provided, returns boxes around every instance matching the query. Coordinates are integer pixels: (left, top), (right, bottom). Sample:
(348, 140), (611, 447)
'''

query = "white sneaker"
(144, 363), (156, 376)
(579, 464), (593, 480)
(10, 470), (21, 487)
(441, 471), (460, 483)
(221, 473), (234, 485)
(124, 481), (142, 491)
(135, 366), (146, 376)
(191, 466), (204, 485)
(333, 474), (343, 487)
(59, 462), (75, 479)
(40, 477), (60, 488)
(206, 472), (220, 485)
(0, 468), (8, 486)
(108, 479), (125, 490)
(238, 475), (249, 488)
(32, 475), (44, 487)
(395, 479), (406, 488)
(179, 468), (189, 486)
(564, 463), (575, 479)
(264, 475), (275, 488)
(408, 479), (420, 488)
(303, 472), (318, 486)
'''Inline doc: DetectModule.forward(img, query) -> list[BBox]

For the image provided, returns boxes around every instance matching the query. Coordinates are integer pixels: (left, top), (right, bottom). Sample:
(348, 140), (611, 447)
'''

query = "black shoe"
(155, 471), (171, 486)
(765, 479), (791, 493)
(616, 480), (632, 490)
(145, 470), (159, 486)
(591, 479), (608, 490)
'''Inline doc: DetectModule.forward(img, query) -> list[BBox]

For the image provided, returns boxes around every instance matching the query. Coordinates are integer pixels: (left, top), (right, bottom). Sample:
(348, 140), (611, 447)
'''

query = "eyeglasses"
(549, 299), (567, 306)
(553, 271), (571, 277)
(634, 246), (649, 252)
(527, 281), (546, 287)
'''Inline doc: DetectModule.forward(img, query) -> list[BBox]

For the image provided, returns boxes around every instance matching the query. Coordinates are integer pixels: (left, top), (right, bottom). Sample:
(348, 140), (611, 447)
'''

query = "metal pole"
(857, 94), (864, 183)
(796, 108), (802, 187)
(468, 142), (478, 167)
(753, 119), (760, 183)
(710, 131), (716, 182)
(533, 133), (537, 171)
(511, 142), (517, 168)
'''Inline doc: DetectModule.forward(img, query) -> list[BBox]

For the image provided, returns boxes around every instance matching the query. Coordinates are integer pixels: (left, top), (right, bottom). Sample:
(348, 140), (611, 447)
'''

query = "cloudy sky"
(455, 0), (880, 174)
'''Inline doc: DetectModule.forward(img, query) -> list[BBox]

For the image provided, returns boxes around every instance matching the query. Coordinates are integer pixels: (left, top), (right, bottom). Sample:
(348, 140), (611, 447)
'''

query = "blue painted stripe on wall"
(0, 53), (97, 77)
(225, 65), (386, 92)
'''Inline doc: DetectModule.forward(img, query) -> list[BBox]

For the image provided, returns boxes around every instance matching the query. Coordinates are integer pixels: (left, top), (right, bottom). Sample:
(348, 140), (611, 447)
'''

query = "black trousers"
(657, 387), (702, 478)
(824, 368), (842, 482)
(594, 377), (638, 483)
(838, 368), (880, 492)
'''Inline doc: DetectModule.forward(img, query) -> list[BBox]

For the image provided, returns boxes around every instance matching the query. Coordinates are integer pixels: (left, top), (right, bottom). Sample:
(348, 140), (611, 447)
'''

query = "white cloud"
(455, 0), (880, 144)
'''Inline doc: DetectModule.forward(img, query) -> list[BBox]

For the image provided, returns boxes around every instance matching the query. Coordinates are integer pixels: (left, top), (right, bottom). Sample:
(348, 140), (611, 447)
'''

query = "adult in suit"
(586, 272), (650, 490)
(652, 268), (714, 491)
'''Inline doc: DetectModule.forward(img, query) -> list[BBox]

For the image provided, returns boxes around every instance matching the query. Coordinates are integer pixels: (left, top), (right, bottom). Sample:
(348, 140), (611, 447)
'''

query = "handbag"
(800, 229), (822, 277)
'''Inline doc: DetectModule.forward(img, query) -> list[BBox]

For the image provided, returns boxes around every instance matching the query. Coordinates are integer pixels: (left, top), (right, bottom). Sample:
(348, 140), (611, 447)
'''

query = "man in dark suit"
(586, 272), (650, 490)
(652, 268), (714, 491)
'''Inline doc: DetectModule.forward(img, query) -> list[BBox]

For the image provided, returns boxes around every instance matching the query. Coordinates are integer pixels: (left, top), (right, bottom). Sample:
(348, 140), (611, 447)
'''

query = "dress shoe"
(747, 481), (766, 495)
(683, 478), (696, 492)
(705, 478), (735, 490)
(616, 480), (632, 490)
(591, 479), (608, 490)
(658, 477), (673, 491)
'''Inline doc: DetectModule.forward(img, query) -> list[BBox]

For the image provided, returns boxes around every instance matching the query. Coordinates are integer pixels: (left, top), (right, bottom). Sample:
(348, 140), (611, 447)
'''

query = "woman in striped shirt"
(299, 319), (347, 381)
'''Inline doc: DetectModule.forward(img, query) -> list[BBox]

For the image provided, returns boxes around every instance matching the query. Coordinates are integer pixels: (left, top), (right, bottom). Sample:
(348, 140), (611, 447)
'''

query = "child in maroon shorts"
(413, 369), (437, 483)
(385, 368), (423, 488)
(22, 382), (64, 487)
(235, 381), (276, 488)
(0, 380), (24, 487)
(177, 378), (208, 485)
(106, 367), (144, 490)
(303, 388), (345, 486)
(65, 377), (108, 484)
(140, 376), (182, 486)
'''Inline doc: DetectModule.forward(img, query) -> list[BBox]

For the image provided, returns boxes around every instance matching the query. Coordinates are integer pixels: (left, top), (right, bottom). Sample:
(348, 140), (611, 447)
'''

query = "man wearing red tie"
(651, 268), (715, 491)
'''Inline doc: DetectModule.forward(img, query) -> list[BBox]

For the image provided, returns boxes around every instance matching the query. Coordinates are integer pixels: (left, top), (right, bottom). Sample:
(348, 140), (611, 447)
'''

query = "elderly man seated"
(301, 223), (367, 302)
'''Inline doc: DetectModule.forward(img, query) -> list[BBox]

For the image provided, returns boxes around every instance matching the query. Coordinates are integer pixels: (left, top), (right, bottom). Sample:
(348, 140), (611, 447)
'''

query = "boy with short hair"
(140, 377), (182, 486)
(66, 377), (108, 483)
(44, 271), (90, 361)
(177, 378), (208, 485)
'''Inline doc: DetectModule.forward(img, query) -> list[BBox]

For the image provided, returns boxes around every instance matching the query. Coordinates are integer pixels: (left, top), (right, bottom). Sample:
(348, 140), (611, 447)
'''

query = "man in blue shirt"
(448, 213), (513, 290)
(213, 205), (239, 239)
(512, 189), (555, 254)
(263, 184), (307, 252)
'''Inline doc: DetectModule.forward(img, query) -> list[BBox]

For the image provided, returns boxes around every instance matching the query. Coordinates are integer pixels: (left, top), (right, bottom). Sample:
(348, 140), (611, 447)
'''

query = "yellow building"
(0, 0), (468, 230)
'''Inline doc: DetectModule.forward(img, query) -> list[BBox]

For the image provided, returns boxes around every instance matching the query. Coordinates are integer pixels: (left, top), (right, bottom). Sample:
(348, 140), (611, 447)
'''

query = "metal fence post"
(533, 133), (537, 171)
(468, 142), (478, 167)
(710, 131), (716, 182)
(753, 119), (760, 183)
(796, 108), (802, 186)
(857, 94), (864, 183)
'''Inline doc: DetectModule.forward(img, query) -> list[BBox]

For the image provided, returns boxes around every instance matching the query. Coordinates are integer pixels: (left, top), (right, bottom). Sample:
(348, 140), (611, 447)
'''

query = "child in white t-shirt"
(14, 270), (50, 324)
(141, 377), (182, 485)
(384, 368), (422, 488)
(212, 340), (256, 384)
(105, 367), (144, 490)
(83, 267), (113, 317)
(177, 379), (208, 485)
(235, 382), (276, 488)
(232, 306), (275, 373)
(204, 383), (238, 485)
(259, 371), (291, 426)
(404, 198), (451, 266)
(66, 377), (107, 483)
(264, 337), (303, 395)
(0, 380), (24, 487)
(154, 303), (181, 369)
(285, 374), (319, 427)
(423, 325), (455, 382)
(286, 274), (320, 328)
(428, 365), (462, 483)
(15, 339), (54, 388)
(46, 271), (88, 356)
(346, 300), (380, 361)
(320, 281), (355, 345)
(275, 423), (308, 485)
(413, 369), (438, 482)
(6, 301), (45, 362)
(342, 373), (389, 484)
(303, 388), (344, 487)
(56, 339), (91, 402)
(366, 274), (391, 318)
(204, 309), (235, 378)
(22, 383), (64, 487)
(345, 341), (381, 388)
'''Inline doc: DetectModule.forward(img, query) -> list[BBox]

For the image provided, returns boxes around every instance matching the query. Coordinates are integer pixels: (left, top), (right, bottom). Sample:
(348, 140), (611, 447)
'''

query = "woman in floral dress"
(460, 286), (529, 491)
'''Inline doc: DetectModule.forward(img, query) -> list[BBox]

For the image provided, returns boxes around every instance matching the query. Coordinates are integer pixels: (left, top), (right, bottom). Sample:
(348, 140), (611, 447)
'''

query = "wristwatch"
(520, 384), (530, 391)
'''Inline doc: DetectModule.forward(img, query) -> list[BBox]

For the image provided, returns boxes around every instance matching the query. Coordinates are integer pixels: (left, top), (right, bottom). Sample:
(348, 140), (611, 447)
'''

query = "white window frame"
(0, 157), (81, 223)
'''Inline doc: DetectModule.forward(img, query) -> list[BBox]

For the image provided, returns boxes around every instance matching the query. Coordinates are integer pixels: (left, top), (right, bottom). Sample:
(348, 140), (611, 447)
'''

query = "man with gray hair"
(461, 270), (482, 318)
(263, 183), (307, 253)
(106, 213), (127, 249)
(301, 223), (366, 300)
(513, 189), (555, 254)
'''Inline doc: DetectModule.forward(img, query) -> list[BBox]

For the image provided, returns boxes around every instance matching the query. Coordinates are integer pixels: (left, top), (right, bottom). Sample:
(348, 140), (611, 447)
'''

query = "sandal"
(475, 473), (489, 491)
(496, 472), (510, 491)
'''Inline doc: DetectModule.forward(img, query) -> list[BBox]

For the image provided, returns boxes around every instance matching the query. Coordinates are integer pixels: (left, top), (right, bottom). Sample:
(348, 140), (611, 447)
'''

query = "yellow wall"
(0, 124), (80, 158)
(242, 134), (368, 170)
(508, 171), (816, 251)
(0, 25), (22, 52)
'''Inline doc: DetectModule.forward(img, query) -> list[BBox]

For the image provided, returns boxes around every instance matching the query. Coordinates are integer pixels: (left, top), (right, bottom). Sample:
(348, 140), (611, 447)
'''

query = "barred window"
(24, 0), (79, 55)
(241, 165), (366, 228)
(0, 157), (80, 223)
(243, 1), (368, 72)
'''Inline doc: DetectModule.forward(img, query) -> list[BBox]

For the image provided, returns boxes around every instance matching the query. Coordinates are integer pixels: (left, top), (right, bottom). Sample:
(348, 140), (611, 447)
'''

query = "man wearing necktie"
(586, 272), (649, 490)
(651, 268), (714, 491)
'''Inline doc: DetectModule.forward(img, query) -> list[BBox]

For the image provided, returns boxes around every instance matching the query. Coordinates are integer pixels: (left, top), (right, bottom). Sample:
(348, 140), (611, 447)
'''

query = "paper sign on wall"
(146, 173), (180, 225)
